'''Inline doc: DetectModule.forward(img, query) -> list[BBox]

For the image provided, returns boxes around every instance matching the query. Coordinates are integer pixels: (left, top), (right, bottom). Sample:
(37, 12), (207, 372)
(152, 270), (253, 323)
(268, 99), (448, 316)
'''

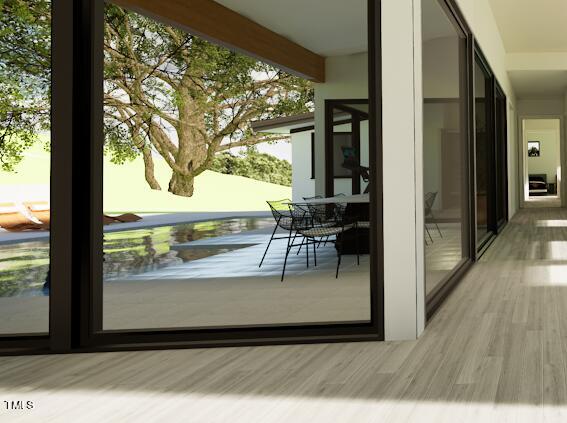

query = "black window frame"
(473, 46), (496, 254)
(494, 81), (509, 230)
(310, 132), (316, 180)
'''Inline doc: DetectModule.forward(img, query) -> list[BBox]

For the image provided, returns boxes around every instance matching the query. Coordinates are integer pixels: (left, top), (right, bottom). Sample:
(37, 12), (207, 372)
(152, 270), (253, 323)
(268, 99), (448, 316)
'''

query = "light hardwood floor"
(425, 222), (462, 295)
(2, 208), (567, 422)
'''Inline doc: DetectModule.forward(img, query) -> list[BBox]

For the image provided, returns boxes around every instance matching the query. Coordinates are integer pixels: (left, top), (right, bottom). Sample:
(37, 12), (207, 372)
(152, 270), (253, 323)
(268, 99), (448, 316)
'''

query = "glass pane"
(475, 60), (490, 245)
(101, 1), (371, 330)
(495, 89), (507, 223)
(422, 0), (468, 295)
(0, 0), (51, 334)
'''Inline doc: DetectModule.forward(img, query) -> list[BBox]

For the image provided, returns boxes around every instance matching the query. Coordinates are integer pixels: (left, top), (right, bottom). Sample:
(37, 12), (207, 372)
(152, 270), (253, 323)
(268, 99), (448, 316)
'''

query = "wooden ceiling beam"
(111, 0), (326, 82)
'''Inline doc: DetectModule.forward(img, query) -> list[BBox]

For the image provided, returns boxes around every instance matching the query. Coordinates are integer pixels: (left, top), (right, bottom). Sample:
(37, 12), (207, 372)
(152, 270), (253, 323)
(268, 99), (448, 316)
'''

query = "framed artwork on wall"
(528, 141), (540, 157)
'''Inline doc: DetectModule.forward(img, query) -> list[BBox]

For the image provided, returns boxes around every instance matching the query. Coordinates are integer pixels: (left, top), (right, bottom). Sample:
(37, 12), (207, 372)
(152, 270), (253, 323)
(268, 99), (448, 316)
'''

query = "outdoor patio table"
(298, 193), (369, 204)
(290, 194), (370, 254)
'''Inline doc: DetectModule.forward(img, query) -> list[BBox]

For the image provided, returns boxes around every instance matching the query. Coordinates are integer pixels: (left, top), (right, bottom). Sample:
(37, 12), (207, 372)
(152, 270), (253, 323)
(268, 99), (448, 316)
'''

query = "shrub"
(211, 149), (291, 187)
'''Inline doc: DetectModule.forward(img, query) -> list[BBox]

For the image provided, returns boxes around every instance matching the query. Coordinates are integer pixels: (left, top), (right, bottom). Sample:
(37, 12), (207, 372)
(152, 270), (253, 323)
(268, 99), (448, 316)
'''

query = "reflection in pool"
(0, 241), (49, 297)
(0, 217), (273, 297)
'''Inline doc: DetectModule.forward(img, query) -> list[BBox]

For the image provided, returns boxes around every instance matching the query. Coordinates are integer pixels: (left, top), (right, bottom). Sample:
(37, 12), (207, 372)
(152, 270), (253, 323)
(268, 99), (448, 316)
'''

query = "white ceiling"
(509, 70), (567, 97)
(215, 0), (367, 56)
(525, 119), (560, 131)
(488, 0), (567, 53)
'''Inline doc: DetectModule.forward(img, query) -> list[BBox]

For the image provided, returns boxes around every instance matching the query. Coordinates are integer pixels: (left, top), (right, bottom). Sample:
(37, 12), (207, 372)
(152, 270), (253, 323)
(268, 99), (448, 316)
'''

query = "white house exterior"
(252, 111), (371, 202)
(252, 113), (315, 202)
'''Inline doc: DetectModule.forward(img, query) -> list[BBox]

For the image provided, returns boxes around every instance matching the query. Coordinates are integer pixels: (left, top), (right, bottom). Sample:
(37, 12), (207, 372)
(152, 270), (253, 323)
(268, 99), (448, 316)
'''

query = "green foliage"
(1, 0), (311, 198)
(104, 125), (139, 165)
(0, 81), (38, 171)
(211, 148), (292, 187)
(0, 0), (51, 171)
(103, 3), (313, 169)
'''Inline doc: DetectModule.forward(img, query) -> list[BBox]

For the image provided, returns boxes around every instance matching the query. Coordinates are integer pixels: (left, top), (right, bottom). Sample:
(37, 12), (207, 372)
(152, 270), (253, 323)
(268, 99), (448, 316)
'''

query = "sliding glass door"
(474, 53), (494, 251)
(0, 0), (51, 339)
(421, 4), (510, 314)
(81, 0), (383, 348)
(473, 47), (510, 254)
(421, 0), (471, 300)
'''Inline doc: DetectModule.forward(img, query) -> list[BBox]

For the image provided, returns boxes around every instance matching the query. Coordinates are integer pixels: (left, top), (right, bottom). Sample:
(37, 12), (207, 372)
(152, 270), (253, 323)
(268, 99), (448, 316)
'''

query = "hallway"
(2, 208), (567, 422)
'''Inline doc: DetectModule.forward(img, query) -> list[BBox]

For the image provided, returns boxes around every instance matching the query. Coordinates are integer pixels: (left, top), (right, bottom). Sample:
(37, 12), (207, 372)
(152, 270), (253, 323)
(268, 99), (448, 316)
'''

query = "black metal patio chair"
(259, 199), (311, 270)
(296, 203), (358, 279)
(302, 195), (335, 248)
(424, 191), (442, 244)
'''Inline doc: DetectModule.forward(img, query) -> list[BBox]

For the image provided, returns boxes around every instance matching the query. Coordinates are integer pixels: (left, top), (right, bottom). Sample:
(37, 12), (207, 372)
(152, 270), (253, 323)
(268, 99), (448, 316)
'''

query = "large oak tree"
(0, 1), (313, 196)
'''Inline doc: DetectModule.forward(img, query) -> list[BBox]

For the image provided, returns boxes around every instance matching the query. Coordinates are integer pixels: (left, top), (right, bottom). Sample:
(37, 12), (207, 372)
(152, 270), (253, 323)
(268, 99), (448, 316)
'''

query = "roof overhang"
(251, 113), (315, 134)
(112, 0), (326, 82)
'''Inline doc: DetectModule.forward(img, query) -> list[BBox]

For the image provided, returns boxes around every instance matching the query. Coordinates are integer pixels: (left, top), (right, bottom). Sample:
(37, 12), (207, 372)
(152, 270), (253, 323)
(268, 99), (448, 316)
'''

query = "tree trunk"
(166, 82), (208, 198)
(168, 171), (195, 196)
(142, 148), (162, 190)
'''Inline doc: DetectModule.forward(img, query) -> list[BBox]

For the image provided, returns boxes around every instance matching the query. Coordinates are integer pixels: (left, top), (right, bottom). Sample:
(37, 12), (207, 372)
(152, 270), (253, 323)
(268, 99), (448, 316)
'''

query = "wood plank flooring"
(2, 208), (567, 422)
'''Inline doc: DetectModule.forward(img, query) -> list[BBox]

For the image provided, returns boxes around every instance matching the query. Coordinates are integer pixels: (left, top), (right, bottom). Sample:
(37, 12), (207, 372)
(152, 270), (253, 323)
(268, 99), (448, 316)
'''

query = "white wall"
(518, 98), (565, 116)
(382, 0), (423, 340)
(313, 53), (369, 196)
(291, 131), (315, 202)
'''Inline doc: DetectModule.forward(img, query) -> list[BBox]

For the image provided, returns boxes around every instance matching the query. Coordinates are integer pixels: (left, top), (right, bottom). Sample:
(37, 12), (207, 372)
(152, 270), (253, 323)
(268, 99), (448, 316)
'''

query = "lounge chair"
(103, 213), (143, 225)
(103, 215), (118, 225)
(0, 203), (44, 232)
(24, 201), (50, 227)
(113, 213), (142, 223)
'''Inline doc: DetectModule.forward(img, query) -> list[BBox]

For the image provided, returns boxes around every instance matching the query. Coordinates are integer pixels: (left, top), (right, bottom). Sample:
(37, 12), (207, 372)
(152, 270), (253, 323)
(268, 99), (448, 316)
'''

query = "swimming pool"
(0, 217), (274, 297)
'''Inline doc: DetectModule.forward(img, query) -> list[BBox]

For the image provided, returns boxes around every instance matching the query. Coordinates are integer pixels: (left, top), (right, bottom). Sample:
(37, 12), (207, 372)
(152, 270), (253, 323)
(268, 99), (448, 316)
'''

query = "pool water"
(0, 241), (49, 297)
(0, 218), (274, 297)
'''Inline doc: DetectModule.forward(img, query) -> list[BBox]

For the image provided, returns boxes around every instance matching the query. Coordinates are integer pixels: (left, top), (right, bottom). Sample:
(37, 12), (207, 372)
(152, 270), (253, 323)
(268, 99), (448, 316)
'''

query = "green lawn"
(0, 143), (291, 213)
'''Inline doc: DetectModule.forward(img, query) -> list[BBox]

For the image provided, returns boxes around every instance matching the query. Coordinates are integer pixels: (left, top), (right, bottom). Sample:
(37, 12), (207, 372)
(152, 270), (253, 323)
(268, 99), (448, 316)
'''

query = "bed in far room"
(529, 174), (548, 196)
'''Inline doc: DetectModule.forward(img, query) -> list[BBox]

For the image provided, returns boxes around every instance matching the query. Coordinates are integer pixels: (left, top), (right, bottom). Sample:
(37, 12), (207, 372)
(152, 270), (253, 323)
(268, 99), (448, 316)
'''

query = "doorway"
(522, 118), (562, 207)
